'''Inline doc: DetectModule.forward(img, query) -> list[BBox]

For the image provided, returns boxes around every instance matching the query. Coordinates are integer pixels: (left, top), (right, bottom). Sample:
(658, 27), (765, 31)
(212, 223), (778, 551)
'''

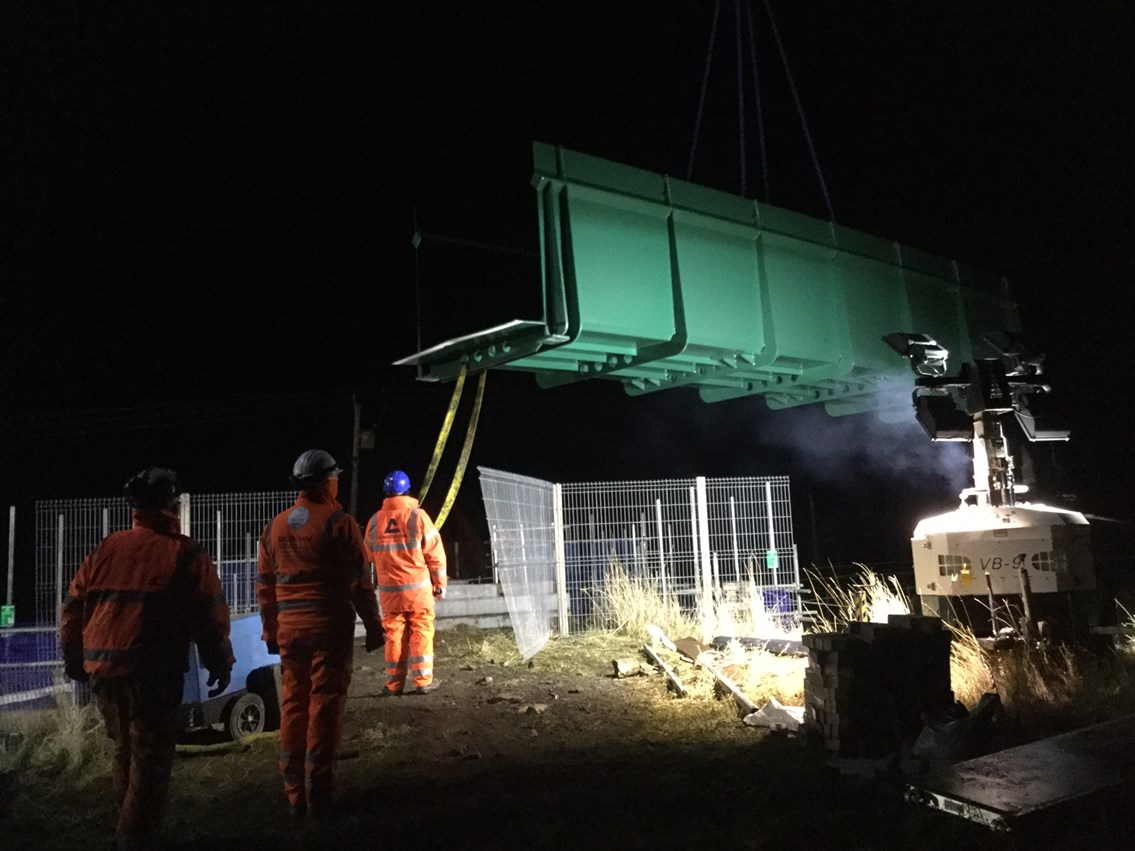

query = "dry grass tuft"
(805, 564), (1135, 734)
(0, 690), (110, 785)
(947, 622), (1135, 735)
(583, 558), (699, 639)
(444, 624), (526, 667)
(806, 564), (911, 632)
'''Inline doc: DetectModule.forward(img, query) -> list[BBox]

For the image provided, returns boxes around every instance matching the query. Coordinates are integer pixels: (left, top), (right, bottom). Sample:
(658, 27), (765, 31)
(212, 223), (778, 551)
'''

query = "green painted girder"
(395, 142), (1020, 417)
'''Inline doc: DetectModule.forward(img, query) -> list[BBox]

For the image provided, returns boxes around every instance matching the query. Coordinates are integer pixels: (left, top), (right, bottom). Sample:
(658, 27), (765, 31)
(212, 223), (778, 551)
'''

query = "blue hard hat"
(384, 470), (411, 496)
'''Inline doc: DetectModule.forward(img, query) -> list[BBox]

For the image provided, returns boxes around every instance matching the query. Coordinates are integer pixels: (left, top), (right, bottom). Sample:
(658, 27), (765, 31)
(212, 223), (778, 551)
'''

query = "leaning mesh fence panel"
(477, 468), (558, 660)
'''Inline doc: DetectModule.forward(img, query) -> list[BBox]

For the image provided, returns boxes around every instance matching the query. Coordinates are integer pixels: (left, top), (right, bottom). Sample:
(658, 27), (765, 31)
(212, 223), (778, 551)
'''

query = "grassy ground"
(6, 567), (1135, 849)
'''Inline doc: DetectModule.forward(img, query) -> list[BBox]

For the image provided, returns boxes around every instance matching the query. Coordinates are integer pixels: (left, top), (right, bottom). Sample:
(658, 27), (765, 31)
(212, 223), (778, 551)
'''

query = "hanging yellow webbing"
(433, 370), (486, 530)
(418, 364), (467, 504)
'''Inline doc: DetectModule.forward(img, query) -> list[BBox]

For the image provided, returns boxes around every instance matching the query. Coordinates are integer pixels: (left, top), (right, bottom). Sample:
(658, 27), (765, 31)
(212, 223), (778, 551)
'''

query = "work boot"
(379, 686), (403, 698)
(410, 679), (440, 695)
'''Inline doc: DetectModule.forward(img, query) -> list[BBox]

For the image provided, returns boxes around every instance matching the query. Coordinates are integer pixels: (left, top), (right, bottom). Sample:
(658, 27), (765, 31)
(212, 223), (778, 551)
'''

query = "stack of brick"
(803, 613), (953, 757)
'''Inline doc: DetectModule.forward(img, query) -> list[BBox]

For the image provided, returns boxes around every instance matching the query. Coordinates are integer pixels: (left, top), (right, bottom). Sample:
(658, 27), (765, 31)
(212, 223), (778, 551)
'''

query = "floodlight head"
(883, 332), (949, 377)
(914, 394), (973, 441)
(982, 331), (1045, 377)
(1014, 388), (1071, 441)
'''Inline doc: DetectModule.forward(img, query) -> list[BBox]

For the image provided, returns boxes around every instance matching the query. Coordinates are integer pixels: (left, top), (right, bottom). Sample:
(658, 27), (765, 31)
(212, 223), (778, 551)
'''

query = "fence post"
(729, 496), (740, 585)
(695, 477), (712, 635)
(765, 480), (778, 587)
(215, 509), (223, 588)
(553, 483), (568, 636)
(688, 487), (699, 595)
(244, 532), (253, 613)
(5, 506), (14, 609)
(654, 500), (665, 603)
(55, 514), (65, 629)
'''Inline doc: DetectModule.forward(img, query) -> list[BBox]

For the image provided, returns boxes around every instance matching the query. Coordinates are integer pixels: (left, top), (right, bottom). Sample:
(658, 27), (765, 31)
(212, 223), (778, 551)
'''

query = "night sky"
(4, 3), (1134, 606)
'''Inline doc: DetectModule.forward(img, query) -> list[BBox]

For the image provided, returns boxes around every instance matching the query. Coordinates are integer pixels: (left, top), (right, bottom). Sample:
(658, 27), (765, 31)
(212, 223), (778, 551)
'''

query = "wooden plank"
(641, 644), (687, 698)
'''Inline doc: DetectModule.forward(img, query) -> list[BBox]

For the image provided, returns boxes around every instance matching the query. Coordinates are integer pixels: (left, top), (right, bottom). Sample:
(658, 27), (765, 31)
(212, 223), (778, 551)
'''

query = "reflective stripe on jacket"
(364, 495), (447, 613)
(60, 510), (234, 679)
(258, 488), (382, 643)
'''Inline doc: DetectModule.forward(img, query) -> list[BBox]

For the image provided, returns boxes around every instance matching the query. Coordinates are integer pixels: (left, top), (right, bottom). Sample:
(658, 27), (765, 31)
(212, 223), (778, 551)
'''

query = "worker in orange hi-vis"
(364, 469), (447, 696)
(258, 449), (384, 820)
(61, 467), (234, 851)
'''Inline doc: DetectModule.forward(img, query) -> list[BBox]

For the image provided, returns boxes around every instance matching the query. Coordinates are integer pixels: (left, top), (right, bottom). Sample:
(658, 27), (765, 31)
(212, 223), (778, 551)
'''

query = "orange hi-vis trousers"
(278, 632), (353, 814)
(382, 608), (435, 692)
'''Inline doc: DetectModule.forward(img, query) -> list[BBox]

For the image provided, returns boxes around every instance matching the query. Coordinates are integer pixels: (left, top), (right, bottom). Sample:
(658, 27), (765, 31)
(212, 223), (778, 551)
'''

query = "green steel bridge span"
(397, 142), (1019, 421)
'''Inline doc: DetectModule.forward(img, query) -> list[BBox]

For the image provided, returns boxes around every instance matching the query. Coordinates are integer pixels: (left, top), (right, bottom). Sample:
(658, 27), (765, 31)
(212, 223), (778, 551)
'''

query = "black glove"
(64, 660), (89, 684)
(365, 630), (384, 652)
(206, 668), (231, 698)
(266, 639), (280, 655)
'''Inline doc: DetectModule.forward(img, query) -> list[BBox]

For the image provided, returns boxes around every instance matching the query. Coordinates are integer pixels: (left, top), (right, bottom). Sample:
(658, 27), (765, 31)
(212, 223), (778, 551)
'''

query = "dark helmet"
(383, 470), (411, 496)
(291, 449), (341, 487)
(124, 468), (182, 511)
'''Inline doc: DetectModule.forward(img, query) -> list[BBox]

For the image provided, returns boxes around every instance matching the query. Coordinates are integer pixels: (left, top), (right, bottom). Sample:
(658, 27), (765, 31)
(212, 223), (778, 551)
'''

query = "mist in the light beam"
(756, 405), (971, 497)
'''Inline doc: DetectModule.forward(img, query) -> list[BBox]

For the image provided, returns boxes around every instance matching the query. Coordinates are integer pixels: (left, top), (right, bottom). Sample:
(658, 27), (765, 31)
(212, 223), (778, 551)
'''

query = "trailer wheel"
(223, 692), (266, 740)
(247, 665), (282, 731)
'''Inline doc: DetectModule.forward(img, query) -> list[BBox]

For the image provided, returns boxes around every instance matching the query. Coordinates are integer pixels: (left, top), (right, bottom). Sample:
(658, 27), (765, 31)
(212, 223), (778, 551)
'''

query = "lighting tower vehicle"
(886, 331), (1099, 642)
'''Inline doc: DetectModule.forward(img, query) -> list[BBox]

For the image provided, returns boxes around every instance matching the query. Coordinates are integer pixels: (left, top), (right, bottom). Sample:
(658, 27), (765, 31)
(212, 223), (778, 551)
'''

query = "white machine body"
(912, 500), (1094, 597)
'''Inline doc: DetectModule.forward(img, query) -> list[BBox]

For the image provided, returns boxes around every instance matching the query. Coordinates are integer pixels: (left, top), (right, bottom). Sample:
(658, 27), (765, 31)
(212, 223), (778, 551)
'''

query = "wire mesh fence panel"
(560, 478), (707, 634)
(189, 491), (294, 616)
(481, 472), (803, 639)
(8, 490), (296, 718)
(704, 476), (802, 630)
(477, 468), (559, 660)
(34, 498), (133, 628)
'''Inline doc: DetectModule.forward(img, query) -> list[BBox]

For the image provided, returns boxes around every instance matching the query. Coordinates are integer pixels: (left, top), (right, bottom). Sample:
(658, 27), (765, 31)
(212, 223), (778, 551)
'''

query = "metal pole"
(553, 483), (569, 636)
(180, 493), (191, 536)
(1018, 567), (1035, 646)
(711, 551), (721, 602)
(216, 510), (223, 600)
(5, 506), (14, 607)
(350, 392), (361, 517)
(807, 489), (819, 567)
(655, 499), (665, 596)
(765, 479), (778, 586)
(666, 524), (674, 606)
(56, 514), (65, 629)
(695, 477), (713, 635)
(631, 525), (638, 577)
(729, 496), (740, 584)
(985, 570), (997, 635)
(244, 532), (253, 614)
(688, 487), (700, 596)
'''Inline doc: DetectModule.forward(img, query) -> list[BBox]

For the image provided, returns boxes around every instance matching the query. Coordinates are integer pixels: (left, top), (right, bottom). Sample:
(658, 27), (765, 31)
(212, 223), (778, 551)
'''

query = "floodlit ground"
(10, 624), (1130, 851)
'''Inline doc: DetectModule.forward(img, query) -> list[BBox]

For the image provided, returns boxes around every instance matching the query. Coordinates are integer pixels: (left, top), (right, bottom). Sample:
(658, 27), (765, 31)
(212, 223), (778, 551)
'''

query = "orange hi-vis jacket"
(364, 495), (447, 613)
(60, 510), (234, 680)
(258, 489), (382, 644)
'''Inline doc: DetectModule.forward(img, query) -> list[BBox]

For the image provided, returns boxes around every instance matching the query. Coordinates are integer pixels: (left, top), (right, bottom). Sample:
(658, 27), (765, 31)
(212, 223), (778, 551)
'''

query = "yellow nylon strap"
(418, 364), (467, 503)
(434, 370), (486, 530)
